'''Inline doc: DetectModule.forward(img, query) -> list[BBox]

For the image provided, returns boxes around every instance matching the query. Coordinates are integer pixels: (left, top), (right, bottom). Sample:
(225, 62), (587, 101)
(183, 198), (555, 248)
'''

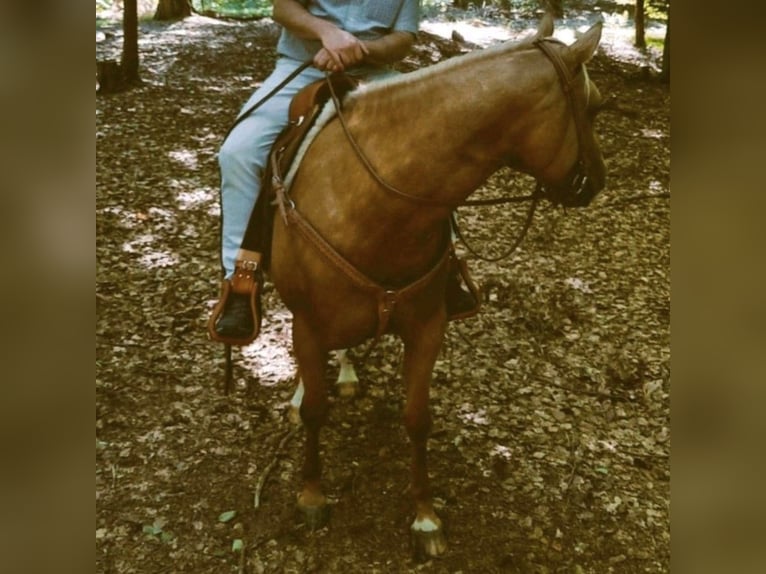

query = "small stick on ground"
(254, 426), (298, 510)
(238, 539), (247, 574)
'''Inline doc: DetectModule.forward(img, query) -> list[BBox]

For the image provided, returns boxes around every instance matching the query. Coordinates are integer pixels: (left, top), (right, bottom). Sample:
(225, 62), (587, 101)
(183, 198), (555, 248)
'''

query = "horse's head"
(517, 17), (607, 208)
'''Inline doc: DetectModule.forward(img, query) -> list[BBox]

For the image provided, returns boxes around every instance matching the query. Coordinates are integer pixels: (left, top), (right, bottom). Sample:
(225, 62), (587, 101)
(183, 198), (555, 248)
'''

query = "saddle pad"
(284, 100), (339, 191)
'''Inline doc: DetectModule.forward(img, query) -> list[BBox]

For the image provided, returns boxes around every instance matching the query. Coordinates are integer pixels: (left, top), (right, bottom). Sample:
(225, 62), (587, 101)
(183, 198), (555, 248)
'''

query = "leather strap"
(284, 206), (450, 340)
(230, 252), (261, 295)
(534, 38), (599, 204)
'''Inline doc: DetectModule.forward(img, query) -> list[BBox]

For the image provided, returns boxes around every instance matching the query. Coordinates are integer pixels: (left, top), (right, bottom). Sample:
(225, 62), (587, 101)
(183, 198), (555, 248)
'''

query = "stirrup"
(207, 255), (263, 345)
(446, 251), (482, 322)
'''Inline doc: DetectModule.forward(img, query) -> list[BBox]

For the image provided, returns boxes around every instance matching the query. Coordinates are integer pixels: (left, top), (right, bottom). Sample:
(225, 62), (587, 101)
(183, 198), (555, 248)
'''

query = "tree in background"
(122, 0), (140, 84)
(97, 0), (140, 93)
(636, 0), (669, 83)
(660, 13), (669, 83)
(155, 0), (192, 20)
(635, 0), (646, 48)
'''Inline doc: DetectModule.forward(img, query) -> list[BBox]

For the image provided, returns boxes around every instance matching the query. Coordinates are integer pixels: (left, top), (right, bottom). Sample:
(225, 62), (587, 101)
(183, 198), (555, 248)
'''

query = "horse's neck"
(343, 44), (546, 205)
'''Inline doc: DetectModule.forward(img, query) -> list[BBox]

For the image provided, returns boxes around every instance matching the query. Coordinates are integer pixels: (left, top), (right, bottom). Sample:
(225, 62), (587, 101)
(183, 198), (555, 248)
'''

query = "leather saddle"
(251, 73), (359, 271)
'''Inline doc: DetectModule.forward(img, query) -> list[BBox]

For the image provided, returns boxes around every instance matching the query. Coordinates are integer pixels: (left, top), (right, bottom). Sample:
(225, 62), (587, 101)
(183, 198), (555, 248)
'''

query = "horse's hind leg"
(288, 379), (304, 425)
(401, 322), (448, 558)
(292, 317), (330, 529)
(288, 348), (357, 424)
(335, 349), (359, 397)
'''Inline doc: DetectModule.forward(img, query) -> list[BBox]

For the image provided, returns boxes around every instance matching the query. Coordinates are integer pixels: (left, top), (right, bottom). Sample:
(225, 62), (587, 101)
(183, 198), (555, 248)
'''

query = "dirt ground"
(96, 9), (669, 574)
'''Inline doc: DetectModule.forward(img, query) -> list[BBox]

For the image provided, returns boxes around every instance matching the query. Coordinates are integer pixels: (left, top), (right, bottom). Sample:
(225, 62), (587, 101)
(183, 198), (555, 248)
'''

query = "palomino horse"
(269, 15), (606, 557)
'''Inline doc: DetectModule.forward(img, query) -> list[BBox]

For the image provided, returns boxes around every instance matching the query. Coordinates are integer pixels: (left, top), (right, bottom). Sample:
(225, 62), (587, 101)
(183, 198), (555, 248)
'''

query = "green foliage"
(646, 35), (664, 50)
(646, 0), (669, 21)
(96, 0), (161, 19)
(192, 0), (272, 18)
(95, 0), (272, 19)
(142, 518), (175, 543)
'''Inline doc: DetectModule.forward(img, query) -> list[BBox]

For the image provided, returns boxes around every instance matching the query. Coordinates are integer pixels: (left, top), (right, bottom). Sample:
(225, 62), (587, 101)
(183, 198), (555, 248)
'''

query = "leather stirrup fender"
(446, 249), (482, 322)
(208, 254), (263, 345)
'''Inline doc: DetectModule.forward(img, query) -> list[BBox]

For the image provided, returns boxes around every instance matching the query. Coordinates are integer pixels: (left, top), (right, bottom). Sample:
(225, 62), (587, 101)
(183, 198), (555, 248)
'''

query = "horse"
(268, 14), (606, 558)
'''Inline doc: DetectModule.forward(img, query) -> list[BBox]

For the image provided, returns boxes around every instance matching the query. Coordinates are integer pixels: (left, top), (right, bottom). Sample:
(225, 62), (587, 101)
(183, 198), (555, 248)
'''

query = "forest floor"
(96, 7), (669, 574)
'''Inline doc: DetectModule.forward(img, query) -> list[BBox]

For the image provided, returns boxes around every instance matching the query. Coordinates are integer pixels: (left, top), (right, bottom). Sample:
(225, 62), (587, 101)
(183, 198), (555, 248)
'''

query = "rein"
(326, 76), (453, 208)
(325, 70), (541, 262)
(323, 37), (599, 264)
(223, 60), (314, 142)
(326, 74), (539, 210)
(452, 183), (543, 263)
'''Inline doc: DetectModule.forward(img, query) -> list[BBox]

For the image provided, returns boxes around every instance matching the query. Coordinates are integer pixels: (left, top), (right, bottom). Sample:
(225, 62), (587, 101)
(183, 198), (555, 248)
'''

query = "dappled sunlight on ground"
(421, 19), (515, 47)
(420, 10), (665, 70)
(168, 148), (199, 170)
(239, 307), (296, 388)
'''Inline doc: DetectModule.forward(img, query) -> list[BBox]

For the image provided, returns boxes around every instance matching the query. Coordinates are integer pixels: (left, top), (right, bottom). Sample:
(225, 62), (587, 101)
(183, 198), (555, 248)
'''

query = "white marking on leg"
(290, 380), (304, 410)
(334, 349), (359, 398)
(411, 517), (440, 533)
(288, 379), (304, 425)
(335, 349), (359, 386)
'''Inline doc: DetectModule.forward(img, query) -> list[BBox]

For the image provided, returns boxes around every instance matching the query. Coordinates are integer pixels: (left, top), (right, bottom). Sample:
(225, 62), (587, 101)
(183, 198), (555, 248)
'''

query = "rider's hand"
(315, 28), (368, 72)
(313, 48), (339, 72)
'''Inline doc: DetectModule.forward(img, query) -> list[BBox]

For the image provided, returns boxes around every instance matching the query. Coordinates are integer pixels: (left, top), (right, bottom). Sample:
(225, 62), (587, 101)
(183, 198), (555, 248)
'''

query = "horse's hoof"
(297, 502), (330, 531)
(336, 380), (358, 398)
(411, 517), (447, 559)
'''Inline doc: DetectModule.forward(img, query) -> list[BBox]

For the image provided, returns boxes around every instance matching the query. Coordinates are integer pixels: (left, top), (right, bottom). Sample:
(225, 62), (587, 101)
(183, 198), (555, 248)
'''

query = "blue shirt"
(276, 0), (420, 64)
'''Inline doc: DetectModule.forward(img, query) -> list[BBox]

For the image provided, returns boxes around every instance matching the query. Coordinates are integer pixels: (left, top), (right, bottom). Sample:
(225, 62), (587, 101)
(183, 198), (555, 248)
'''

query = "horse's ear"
(535, 12), (555, 39)
(568, 21), (603, 65)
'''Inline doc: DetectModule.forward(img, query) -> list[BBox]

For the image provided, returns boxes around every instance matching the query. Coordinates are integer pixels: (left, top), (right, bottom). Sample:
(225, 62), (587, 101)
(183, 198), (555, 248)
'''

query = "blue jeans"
(218, 58), (397, 278)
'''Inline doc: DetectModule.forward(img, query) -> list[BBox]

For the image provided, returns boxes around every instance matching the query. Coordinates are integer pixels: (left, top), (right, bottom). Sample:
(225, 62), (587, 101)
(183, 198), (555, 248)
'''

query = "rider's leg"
(211, 59), (325, 343)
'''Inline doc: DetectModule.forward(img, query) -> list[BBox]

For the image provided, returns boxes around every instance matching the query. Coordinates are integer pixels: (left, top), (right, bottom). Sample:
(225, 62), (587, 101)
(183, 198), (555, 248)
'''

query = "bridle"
(533, 37), (602, 208)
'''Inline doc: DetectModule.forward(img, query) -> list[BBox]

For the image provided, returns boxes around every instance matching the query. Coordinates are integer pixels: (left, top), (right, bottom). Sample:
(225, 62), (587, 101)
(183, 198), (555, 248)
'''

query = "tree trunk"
(97, 61), (123, 94)
(121, 0), (140, 85)
(635, 0), (646, 48)
(660, 15), (670, 84)
(155, 0), (192, 21)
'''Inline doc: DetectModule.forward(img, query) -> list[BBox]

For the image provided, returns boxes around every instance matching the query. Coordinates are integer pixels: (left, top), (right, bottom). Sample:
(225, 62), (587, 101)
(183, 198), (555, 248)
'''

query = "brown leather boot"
(446, 252), (481, 321)
(207, 251), (263, 345)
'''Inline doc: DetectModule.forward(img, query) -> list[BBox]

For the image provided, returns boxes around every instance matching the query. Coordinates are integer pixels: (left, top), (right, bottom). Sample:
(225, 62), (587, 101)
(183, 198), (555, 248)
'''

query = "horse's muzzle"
(544, 162), (605, 208)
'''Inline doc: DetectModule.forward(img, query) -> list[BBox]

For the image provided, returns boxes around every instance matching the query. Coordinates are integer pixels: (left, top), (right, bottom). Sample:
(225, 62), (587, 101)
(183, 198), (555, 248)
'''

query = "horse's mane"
(345, 35), (534, 104)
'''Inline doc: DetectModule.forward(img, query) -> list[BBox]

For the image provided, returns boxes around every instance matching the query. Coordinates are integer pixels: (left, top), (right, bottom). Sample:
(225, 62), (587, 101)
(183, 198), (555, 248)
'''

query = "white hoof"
(411, 516), (447, 558)
(336, 380), (358, 398)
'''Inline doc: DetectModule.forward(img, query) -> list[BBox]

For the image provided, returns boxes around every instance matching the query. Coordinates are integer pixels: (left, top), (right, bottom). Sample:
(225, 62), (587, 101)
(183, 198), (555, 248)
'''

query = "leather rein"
(324, 38), (596, 211)
(320, 38), (596, 265)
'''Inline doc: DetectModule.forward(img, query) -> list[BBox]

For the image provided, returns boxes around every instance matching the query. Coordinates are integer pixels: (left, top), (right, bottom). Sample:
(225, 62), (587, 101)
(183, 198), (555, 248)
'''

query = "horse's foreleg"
(292, 317), (330, 529)
(402, 324), (448, 558)
(335, 349), (359, 397)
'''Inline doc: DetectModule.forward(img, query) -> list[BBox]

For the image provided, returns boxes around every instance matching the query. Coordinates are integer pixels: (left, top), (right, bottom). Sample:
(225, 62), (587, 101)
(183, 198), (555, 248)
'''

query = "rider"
(210, 0), (479, 344)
